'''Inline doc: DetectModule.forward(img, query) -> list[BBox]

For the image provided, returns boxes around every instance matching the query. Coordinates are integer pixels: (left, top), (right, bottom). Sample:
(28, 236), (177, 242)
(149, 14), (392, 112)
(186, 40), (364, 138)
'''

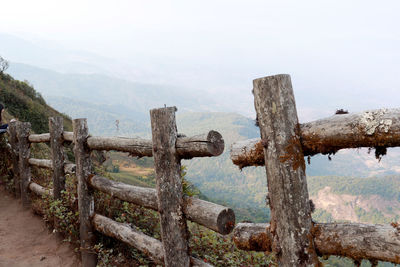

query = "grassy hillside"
(309, 176), (400, 224)
(308, 176), (400, 200)
(0, 72), (72, 133)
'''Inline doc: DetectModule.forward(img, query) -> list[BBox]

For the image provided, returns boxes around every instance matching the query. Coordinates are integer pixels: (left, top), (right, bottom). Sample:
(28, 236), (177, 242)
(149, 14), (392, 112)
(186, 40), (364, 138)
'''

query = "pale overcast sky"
(1, 0), (399, 119)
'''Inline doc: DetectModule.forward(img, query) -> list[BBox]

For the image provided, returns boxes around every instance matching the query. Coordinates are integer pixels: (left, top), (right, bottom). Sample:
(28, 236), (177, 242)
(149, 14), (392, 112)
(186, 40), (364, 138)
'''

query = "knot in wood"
(261, 138), (269, 148)
(272, 238), (281, 255)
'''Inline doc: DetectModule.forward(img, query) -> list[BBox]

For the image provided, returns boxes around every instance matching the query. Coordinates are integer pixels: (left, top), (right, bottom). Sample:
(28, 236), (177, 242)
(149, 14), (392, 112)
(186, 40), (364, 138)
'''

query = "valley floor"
(0, 186), (80, 267)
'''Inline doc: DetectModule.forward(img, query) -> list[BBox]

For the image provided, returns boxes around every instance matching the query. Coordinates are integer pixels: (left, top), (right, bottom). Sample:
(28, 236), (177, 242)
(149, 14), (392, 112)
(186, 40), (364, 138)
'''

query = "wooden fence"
(8, 107), (233, 267)
(5, 74), (400, 266)
(230, 74), (400, 266)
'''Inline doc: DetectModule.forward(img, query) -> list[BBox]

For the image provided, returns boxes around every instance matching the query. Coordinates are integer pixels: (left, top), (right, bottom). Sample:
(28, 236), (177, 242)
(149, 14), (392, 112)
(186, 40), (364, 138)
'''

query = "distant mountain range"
(8, 62), (219, 114)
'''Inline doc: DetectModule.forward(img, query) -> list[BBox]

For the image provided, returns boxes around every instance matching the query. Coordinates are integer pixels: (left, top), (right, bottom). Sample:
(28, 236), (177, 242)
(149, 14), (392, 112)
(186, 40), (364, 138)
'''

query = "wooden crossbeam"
(231, 108), (400, 168)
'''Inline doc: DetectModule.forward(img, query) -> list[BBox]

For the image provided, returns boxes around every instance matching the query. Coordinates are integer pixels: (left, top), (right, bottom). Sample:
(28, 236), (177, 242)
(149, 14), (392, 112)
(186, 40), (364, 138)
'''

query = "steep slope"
(309, 176), (400, 224)
(0, 72), (72, 133)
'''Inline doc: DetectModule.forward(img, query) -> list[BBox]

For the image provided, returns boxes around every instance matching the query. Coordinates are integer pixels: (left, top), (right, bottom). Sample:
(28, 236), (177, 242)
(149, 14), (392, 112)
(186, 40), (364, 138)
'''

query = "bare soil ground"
(0, 186), (81, 267)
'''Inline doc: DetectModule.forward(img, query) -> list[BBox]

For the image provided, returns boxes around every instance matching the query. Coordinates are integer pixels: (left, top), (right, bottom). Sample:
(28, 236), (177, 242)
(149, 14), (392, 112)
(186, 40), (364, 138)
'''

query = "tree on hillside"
(0, 56), (9, 74)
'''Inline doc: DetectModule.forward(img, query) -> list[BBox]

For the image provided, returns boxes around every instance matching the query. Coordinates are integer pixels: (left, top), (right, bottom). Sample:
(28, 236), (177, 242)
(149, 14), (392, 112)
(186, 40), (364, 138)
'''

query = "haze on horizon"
(1, 0), (399, 121)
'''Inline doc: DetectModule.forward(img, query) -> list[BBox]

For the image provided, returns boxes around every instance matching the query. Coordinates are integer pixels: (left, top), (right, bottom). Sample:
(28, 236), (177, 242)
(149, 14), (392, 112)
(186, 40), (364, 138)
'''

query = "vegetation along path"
(0, 186), (80, 267)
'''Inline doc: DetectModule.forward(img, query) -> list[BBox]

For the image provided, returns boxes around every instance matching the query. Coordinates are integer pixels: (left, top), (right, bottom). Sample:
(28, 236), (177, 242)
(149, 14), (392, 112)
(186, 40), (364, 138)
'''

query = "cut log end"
(216, 208), (235, 235)
(206, 130), (224, 156)
(177, 130), (225, 159)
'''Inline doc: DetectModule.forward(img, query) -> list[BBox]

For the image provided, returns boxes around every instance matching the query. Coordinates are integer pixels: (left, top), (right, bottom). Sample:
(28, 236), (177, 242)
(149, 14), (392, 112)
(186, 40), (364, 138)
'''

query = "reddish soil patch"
(0, 186), (81, 267)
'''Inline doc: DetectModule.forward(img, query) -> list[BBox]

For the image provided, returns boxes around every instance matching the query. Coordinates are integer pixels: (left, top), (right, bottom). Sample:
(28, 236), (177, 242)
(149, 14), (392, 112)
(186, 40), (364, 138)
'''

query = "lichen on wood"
(279, 133), (305, 171)
(150, 107), (190, 267)
(231, 108), (400, 168)
(253, 74), (319, 266)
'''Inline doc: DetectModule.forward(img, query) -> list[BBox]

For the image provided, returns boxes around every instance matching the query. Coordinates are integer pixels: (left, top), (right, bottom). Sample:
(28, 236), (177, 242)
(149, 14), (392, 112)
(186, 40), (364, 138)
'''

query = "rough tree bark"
(88, 175), (235, 234)
(73, 119), (97, 267)
(17, 122), (32, 208)
(49, 117), (65, 199)
(9, 121), (20, 198)
(231, 108), (400, 168)
(233, 222), (400, 264)
(86, 130), (224, 159)
(150, 107), (190, 267)
(253, 74), (319, 266)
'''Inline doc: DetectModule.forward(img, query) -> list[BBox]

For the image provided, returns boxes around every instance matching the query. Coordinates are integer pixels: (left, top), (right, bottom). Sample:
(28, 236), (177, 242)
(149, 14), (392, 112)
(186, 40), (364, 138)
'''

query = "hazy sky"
(1, 0), (400, 120)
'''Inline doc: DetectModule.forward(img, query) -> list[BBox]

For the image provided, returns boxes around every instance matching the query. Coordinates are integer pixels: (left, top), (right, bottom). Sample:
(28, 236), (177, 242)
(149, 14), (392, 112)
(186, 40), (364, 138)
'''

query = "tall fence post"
(49, 117), (65, 199)
(17, 122), (31, 208)
(150, 107), (190, 267)
(73, 118), (97, 267)
(253, 74), (319, 266)
(9, 121), (20, 198)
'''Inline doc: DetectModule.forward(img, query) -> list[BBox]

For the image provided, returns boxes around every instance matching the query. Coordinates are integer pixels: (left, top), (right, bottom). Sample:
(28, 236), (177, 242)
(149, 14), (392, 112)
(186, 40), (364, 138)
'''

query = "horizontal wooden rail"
(29, 133), (50, 143)
(87, 130), (224, 159)
(233, 223), (400, 264)
(63, 131), (73, 142)
(28, 131), (74, 143)
(87, 136), (152, 156)
(231, 108), (400, 168)
(28, 158), (76, 174)
(88, 175), (235, 235)
(92, 214), (212, 266)
(29, 158), (52, 169)
(29, 182), (53, 196)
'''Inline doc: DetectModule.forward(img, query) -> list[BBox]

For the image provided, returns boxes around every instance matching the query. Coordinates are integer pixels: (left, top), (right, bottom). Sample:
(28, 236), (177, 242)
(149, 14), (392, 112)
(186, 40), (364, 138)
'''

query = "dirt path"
(0, 186), (81, 267)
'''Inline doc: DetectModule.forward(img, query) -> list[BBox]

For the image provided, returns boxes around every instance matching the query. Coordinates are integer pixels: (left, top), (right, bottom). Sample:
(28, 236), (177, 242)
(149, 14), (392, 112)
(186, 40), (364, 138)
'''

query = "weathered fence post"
(9, 121), (20, 198)
(49, 117), (65, 199)
(73, 118), (97, 267)
(253, 74), (319, 266)
(17, 122), (31, 208)
(150, 107), (190, 267)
